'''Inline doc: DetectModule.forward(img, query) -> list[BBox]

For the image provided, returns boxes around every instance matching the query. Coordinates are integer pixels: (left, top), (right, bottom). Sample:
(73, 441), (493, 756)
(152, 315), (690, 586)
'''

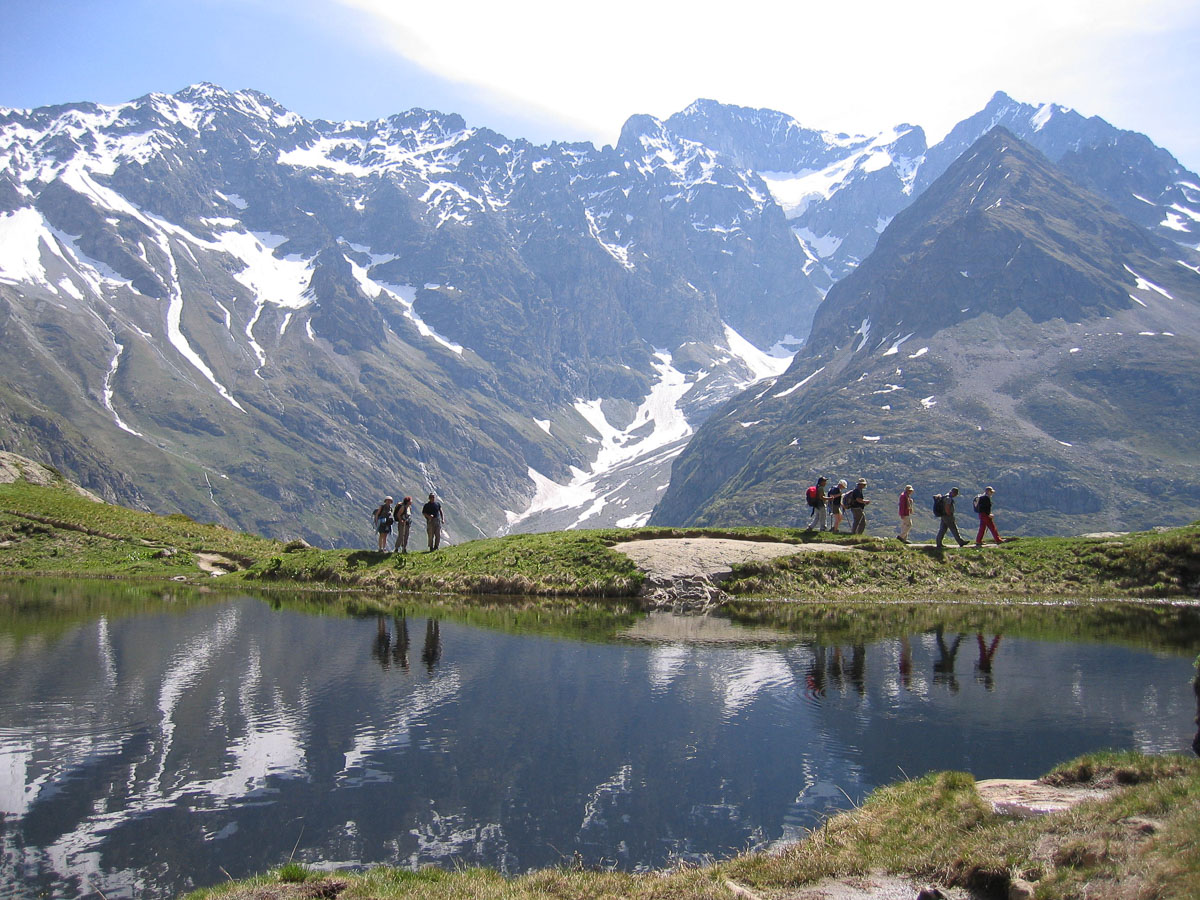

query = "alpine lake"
(1, 578), (1197, 899)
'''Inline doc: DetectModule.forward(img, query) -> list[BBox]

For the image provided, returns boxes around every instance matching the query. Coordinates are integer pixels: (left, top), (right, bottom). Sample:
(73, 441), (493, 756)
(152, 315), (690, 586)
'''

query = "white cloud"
(332, 0), (1200, 159)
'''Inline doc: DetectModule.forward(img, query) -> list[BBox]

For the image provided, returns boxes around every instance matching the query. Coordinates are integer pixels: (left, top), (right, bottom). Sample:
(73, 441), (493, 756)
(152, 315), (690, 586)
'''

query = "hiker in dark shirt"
(936, 487), (968, 549)
(974, 486), (1005, 547)
(846, 478), (870, 535)
(828, 479), (847, 533)
(422, 492), (444, 551)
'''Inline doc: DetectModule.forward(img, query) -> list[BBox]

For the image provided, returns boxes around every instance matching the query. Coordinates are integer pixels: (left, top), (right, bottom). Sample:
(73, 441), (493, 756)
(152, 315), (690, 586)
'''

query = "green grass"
(719, 526), (1200, 601)
(724, 751), (1200, 899)
(0, 478), (283, 577)
(4, 477), (1200, 605)
(180, 752), (1200, 900)
(247, 528), (645, 598)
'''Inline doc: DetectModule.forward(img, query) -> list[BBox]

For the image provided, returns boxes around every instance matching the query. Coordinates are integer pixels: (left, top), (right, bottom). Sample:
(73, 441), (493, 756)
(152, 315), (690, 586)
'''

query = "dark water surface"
(1, 581), (1198, 899)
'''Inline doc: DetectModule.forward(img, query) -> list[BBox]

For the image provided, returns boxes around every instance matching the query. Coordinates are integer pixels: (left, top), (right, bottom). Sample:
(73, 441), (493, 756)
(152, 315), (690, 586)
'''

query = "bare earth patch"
(728, 873), (971, 900)
(612, 537), (855, 581)
(193, 552), (239, 576)
(974, 778), (1114, 817)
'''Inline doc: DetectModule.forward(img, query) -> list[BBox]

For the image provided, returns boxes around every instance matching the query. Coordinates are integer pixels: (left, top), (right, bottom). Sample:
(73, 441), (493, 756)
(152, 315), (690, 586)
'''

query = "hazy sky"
(3, 0), (1198, 171)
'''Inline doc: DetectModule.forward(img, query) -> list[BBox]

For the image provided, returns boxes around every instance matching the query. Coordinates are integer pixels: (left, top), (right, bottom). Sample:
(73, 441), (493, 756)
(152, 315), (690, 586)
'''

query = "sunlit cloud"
(332, 0), (1200, 154)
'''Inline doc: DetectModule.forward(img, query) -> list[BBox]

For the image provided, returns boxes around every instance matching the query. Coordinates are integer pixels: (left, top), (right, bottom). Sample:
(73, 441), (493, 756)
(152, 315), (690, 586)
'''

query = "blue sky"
(3, 0), (1199, 173)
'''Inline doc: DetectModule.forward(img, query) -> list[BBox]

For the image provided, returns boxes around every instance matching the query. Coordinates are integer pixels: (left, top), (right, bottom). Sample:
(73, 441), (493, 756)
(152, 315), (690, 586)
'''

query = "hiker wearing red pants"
(974, 486), (1005, 547)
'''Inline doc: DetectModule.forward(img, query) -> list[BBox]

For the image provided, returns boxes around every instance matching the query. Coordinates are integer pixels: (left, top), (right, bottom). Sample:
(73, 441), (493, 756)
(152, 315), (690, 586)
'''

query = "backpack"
(932, 494), (946, 517)
(972, 495), (982, 513)
(806, 485), (818, 507)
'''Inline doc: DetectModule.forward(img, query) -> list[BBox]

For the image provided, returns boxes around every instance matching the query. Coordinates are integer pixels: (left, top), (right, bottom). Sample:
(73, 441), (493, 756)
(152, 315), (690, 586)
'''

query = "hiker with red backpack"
(805, 476), (829, 531)
(897, 484), (916, 543)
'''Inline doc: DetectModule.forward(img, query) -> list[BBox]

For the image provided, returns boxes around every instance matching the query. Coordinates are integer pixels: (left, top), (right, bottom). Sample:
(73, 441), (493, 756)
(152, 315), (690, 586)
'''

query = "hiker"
(846, 478), (870, 535)
(974, 486), (1005, 547)
(807, 476), (829, 531)
(828, 479), (847, 533)
(935, 487), (968, 549)
(372, 496), (394, 551)
(422, 492), (444, 551)
(393, 496), (413, 553)
(897, 484), (916, 543)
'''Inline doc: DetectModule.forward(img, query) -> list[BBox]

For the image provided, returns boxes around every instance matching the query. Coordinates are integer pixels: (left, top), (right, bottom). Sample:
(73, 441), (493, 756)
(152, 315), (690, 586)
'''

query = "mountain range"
(651, 127), (1200, 534)
(1, 85), (1197, 544)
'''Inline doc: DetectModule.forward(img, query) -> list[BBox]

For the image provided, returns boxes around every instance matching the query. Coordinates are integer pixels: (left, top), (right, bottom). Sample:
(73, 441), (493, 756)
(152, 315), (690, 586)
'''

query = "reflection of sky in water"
(0, 593), (1196, 900)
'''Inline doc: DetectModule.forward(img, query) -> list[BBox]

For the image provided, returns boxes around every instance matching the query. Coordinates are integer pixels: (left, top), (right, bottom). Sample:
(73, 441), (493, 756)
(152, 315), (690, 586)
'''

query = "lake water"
(1, 580), (1198, 899)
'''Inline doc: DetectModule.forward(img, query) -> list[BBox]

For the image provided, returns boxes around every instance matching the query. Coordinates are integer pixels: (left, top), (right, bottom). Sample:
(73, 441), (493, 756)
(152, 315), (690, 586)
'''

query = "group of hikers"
(369, 479), (1004, 553)
(805, 477), (1006, 549)
(371, 493), (446, 553)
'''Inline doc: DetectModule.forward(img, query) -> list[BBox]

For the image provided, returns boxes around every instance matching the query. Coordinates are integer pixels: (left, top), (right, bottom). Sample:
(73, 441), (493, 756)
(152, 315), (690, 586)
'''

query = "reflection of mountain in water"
(0, 591), (1197, 900)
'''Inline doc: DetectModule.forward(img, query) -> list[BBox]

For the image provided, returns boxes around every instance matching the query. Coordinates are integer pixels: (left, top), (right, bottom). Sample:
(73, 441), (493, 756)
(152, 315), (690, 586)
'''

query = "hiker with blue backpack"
(372, 496), (395, 551)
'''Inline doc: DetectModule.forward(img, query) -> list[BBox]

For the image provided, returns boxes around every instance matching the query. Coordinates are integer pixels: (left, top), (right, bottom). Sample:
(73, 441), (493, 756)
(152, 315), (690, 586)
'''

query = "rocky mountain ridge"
(0, 84), (805, 544)
(2, 85), (1197, 544)
(651, 128), (1200, 535)
(669, 92), (1199, 295)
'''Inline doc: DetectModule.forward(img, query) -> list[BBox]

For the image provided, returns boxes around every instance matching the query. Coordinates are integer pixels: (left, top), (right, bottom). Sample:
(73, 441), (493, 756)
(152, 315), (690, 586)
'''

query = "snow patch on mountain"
(882, 333), (915, 356)
(723, 323), (793, 382)
(853, 317), (872, 351)
(158, 236), (245, 412)
(760, 127), (922, 217)
(373, 281), (466, 355)
(507, 350), (694, 528)
(505, 326), (794, 531)
(211, 231), (313, 309)
(0, 209), (57, 289)
(1124, 265), (1175, 300)
(794, 226), (843, 259)
(102, 341), (142, 436)
(774, 366), (825, 398)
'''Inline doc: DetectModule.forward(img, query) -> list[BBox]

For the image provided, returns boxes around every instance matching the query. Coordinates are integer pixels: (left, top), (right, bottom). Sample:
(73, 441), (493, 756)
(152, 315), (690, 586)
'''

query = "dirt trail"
(611, 537), (855, 581)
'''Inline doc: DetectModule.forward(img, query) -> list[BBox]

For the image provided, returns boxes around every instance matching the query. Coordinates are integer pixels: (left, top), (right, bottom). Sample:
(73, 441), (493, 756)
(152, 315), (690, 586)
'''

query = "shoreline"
(176, 751), (1200, 900)
(4, 476), (1200, 898)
